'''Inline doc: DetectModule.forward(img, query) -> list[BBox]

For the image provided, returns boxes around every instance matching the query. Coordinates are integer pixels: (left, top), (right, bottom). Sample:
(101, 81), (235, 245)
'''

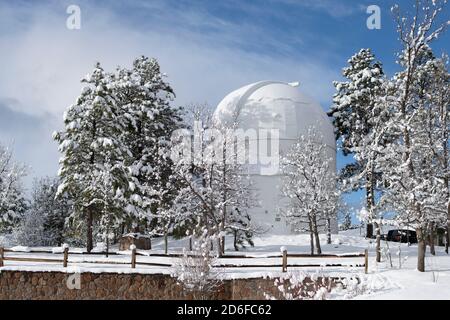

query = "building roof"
(214, 81), (335, 150)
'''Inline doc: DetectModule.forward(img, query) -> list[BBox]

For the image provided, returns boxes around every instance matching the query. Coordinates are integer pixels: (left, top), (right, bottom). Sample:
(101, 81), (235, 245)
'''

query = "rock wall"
(0, 270), (335, 300)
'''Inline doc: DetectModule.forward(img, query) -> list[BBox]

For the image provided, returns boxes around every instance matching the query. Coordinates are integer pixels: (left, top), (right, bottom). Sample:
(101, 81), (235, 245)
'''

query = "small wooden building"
(119, 233), (152, 251)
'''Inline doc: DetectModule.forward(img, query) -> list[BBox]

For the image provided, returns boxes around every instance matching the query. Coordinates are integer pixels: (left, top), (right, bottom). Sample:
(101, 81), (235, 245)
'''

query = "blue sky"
(0, 0), (449, 221)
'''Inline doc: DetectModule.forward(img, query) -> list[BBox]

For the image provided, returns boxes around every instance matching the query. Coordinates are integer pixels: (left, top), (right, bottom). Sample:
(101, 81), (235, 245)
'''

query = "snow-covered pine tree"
(114, 56), (182, 236)
(13, 209), (46, 246)
(327, 48), (385, 239)
(0, 143), (27, 233)
(281, 126), (338, 255)
(95, 162), (126, 256)
(345, 75), (395, 262)
(54, 63), (131, 252)
(27, 176), (72, 246)
(379, 0), (449, 271)
(151, 156), (181, 254)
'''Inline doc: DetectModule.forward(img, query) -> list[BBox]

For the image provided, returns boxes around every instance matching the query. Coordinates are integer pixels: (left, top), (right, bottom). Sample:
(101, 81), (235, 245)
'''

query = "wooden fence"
(0, 247), (368, 274)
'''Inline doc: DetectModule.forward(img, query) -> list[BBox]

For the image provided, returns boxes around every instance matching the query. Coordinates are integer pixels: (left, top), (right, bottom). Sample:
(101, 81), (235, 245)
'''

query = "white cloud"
(280, 0), (365, 18)
(0, 1), (340, 184)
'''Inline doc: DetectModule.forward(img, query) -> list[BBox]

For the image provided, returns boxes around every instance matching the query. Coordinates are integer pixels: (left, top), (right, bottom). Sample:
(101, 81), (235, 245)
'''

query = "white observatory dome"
(214, 80), (337, 235)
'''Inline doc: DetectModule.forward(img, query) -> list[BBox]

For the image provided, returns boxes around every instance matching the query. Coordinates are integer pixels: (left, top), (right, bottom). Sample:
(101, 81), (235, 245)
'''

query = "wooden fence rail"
(0, 246), (368, 274)
(0, 247), (4, 267)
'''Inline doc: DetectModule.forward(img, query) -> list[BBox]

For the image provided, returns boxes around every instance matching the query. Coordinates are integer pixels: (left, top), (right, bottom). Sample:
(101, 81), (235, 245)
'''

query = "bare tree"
(281, 126), (338, 255)
(379, 0), (449, 271)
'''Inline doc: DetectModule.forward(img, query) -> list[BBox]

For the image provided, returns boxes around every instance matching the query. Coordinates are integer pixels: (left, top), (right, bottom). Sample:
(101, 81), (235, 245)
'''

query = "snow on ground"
(1, 229), (450, 299)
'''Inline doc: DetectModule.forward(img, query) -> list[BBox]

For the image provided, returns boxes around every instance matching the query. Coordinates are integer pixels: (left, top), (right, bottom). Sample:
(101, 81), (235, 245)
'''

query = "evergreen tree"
(328, 48), (385, 239)
(115, 56), (182, 234)
(54, 63), (130, 252)
(0, 143), (27, 233)
(29, 176), (71, 246)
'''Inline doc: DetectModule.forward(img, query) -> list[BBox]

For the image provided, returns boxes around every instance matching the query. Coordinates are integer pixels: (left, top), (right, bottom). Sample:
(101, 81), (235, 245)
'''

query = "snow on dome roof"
(214, 81), (336, 150)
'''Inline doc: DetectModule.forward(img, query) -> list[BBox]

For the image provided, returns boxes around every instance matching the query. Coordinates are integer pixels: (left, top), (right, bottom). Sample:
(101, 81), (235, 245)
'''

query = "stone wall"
(0, 270), (336, 300)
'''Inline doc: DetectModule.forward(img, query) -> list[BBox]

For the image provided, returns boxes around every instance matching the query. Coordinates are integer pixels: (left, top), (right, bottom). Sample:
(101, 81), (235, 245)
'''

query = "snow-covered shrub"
(172, 230), (222, 300)
(330, 274), (395, 299)
(264, 271), (332, 300)
(265, 272), (393, 300)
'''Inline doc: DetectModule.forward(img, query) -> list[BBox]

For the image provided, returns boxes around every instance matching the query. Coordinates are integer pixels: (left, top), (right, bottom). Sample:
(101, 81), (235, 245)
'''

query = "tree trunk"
(446, 200), (450, 254)
(365, 164), (375, 239)
(417, 228), (426, 272)
(366, 224), (373, 239)
(164, 232), (168, 255)
(189, 237), (193, 251)
(308, 214), (315, 255)
(326, 218), (332, 245)
(216, 238), (222, 257)
(234, 232), (239, 251)
(221, 236), (225, 255)
(445, 224), (449, 254)
(106, 225), (110, 258)
(314, 232), (322, 255)
(374, 222), (381, 262)
(309, 231), (315, 256)
(86, 208), (93, 253)
(312, 215), (321, 255)
(429, 226), (436, 256)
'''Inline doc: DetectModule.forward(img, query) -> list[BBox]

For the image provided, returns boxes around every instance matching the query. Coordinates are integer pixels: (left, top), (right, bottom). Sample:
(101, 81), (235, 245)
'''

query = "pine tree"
(28, 176), (71, 246)
(328, 48), (385, 239)
(54, 63), (130, 252)
(115, 56), (182, 235)
(0, 144), (27, 233)
(14, 209), (46, 246)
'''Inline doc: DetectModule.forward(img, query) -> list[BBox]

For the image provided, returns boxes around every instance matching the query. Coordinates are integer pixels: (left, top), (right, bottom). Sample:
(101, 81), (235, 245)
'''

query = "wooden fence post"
(131, 245), (136, 269)
(0, 247), (4, 267)
(63, 245), (69, 268)
(282, 248), (288, 273)
(364, 249), (368, 274)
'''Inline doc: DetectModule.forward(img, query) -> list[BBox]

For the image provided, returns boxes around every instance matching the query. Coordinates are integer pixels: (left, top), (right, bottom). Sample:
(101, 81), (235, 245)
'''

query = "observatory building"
(214, 81), (337, 235)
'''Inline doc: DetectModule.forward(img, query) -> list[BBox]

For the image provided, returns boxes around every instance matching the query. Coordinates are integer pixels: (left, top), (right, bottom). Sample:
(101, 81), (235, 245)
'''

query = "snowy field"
(1, 229), (450, 300)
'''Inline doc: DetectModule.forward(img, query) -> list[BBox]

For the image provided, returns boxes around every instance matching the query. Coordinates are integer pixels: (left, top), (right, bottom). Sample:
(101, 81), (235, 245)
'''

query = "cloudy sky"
(0, 0), (449, 212)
